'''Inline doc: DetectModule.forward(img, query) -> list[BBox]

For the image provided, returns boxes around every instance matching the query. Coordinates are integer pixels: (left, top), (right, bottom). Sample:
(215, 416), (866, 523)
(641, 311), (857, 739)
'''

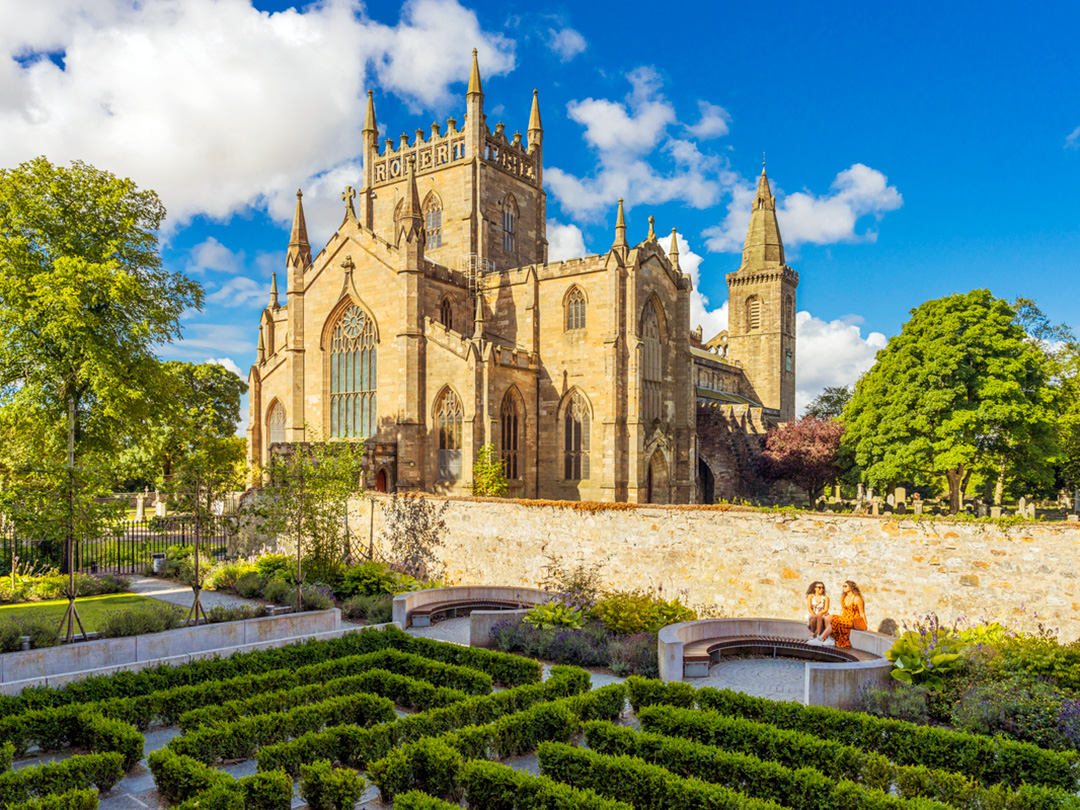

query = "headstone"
(990, 506), (1002, 519)
(1074, 488), (1080, 514)
(895, 487), (906, 506)
(867, 486), (874, 502)
(1018, 496), (1027, 516)
(155, 497), (167, 517)
(887, 493), (896, 507)
(135, 493), (146, 521)
(913, 500), (924, 516)
(871, 497), (881, 517)
(1069, 514), (1079, 523)
(834, 484), (842, 501)
(857, 483), (866, 502)
(977, 503), (988, 518)
(1028, 503), (1037, 520)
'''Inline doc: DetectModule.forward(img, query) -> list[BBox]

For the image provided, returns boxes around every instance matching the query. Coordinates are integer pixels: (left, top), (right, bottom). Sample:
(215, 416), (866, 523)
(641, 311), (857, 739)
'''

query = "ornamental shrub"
(5, 788), (99, 810)
(608, 633), (659, 678)
(951, 676), (1076, 750)
(853, 683), (932, 725)
(301, 585), (334, 611)
(299, 760), (365, 810)
(1, 741), (12, 773)
(253, 554), (295, 585)
(591, 590), (695, 635)
(98, 602), (185, 638)
(263, 577), (292, 605)
(525, 601), (585, 630)
(234, 571), (263, 599)
(342, 594), (393, 624)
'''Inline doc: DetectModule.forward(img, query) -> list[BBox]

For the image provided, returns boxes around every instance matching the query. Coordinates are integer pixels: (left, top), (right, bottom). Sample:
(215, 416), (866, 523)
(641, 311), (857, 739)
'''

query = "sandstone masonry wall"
(354, 497), (1080, 641)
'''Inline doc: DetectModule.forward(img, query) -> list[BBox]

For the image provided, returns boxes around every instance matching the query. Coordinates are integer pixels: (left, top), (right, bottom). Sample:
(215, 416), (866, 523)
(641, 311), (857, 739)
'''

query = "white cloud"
(703, 164), (903, 252)
(206, 277), (267, 308)
(158, 323), (256, 363)
(204, 357), (244, 378)
(687, 101), (730, 139)
(0, 0), (513, 226)
(1066, 126), (1080, 150)
(185, 237), (244, 275)
(546, 68), (732, 221)
(547, 220), (588, 262)
(546, 27), (586, 62)
(795, 311), (886, 415)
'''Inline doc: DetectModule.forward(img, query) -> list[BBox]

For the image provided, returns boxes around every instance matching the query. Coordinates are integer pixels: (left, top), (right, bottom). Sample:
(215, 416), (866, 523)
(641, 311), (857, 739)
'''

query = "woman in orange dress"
(817, 580), (866, 648)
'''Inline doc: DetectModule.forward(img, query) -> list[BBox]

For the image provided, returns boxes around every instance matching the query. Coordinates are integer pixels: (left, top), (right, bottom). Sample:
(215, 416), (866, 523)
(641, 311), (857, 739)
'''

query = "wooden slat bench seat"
(682, 634), (872, 677)
(409, 599), (530, 627)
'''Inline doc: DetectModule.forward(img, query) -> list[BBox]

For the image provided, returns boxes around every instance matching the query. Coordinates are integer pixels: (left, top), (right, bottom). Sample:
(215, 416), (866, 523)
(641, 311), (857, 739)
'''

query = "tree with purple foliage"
(759, 416), (845, 503)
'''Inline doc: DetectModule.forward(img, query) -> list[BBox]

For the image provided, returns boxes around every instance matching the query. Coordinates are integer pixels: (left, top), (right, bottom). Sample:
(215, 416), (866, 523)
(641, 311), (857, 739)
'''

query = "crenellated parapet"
(369, 118), (467, 187)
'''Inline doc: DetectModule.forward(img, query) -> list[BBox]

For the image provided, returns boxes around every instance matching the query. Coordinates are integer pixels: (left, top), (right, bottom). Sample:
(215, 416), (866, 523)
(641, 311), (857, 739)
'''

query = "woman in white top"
(805, 581), (830, 641)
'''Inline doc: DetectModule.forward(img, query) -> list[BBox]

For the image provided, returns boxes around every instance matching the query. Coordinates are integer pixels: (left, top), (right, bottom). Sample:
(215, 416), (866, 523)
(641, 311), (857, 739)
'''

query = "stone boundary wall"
(352, 497), (1080, 641)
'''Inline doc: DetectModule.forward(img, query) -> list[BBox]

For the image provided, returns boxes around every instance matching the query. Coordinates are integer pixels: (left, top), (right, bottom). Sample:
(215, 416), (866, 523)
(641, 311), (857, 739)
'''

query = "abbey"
(247, 52), (797, 504)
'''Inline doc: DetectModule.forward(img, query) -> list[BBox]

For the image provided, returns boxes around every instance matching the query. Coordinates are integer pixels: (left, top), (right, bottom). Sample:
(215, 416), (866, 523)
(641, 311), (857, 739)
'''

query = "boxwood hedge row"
(0, 752), (124, 806)
(583, 720), (948, 810)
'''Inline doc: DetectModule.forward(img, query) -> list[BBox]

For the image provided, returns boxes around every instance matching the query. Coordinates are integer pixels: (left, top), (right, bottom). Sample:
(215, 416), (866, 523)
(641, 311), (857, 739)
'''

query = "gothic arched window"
(502, 195), (517, 253)
(501, 392), (521, 480)
(562, 391), (590, 481)
(440, 297), (453, 331)
(566, 287), (586, 331)
(267, 400), (286, 446)
(425, 193), (442, 248)
(746, 295), (762, 331)
(642, 301), (663, 422)
(435, 388), (463, 480)
(330, 304), (377, 438)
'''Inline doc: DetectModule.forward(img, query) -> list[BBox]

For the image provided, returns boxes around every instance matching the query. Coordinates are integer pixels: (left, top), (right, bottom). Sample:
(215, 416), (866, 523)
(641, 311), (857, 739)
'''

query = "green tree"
(119, 361), (247, 487)
(0, 156), (203, 457)
(843, 290), (1058, 514)
(803, 385), (851, 420)
(255, 433), (365, 601)
(471, 442), (508, 497)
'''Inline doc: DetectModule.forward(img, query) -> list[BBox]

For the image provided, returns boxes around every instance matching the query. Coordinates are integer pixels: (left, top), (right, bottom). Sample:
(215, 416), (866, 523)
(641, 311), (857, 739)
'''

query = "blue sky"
(2, 0), (1078, 424)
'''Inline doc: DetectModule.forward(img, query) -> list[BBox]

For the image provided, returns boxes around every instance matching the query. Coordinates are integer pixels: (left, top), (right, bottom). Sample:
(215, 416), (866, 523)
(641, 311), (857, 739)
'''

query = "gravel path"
(126, 575), (264, 612)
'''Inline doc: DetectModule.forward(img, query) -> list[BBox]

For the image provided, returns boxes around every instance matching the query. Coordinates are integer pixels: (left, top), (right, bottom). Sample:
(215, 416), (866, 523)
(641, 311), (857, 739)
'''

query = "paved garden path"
(126, 575), (263, 612)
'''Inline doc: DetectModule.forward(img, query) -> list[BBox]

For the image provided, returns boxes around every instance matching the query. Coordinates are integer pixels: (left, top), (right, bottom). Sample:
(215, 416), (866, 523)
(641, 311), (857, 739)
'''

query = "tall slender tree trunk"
(945, 465), (967, 514)
(994, 459), (1006, 506)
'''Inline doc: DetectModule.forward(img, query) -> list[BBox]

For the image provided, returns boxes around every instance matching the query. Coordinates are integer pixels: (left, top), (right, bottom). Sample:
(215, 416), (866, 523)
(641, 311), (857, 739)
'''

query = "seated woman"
(805, 581), (830, 641)
(814, 580), (866, 648)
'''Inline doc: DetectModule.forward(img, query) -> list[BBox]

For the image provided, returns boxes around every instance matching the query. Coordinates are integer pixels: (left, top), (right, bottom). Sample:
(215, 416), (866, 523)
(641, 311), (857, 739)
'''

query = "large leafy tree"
(843, 290), (1058, 513)
(758, 416), (845, 502)
(0, 156), (203, 458)
(119, 361), (247, 487)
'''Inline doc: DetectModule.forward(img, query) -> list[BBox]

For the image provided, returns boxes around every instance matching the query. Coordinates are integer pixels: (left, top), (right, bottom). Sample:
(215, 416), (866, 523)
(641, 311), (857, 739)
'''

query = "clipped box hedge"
(0, 752), (123, 806)
(584, 720), (948, 810)
(5, 789), (99, 810)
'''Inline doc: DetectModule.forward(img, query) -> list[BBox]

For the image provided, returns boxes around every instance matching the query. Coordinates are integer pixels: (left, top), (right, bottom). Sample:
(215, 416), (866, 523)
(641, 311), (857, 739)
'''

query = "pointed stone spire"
(257, 326), (265, 362)
(647, 215), (656, 241)
(528, 89), (542, 134)
(613, 198), (628, 250)
(397, 156), (424, 251)
(669, 228), (680, 272)
(287, 189), (312, 268)
(467, 48), (483, 97)
(269, 271), (279, 308)
(741, 166), (785, 269)
(362, 90), (377, 137)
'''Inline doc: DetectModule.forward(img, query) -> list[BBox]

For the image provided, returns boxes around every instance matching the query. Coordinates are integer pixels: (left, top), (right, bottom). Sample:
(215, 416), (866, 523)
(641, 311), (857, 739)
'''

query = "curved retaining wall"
(392, 586), (550, 630)
(658, 618), (895, 708)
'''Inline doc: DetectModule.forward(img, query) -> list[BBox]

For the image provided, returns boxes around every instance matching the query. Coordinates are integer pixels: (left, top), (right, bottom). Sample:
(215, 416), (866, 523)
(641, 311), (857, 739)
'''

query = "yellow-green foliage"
(523, 602), (584, 630)
(590, 591), (696, 635)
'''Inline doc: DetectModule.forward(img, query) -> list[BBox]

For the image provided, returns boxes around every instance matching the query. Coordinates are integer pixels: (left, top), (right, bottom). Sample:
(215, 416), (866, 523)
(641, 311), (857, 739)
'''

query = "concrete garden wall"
(0, 609), (345, 695)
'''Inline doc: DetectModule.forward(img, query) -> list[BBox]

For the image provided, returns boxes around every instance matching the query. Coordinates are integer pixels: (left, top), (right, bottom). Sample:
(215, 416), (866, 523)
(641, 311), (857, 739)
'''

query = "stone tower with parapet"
(358, 49), (547, 274)
(724, 167), (798, 422)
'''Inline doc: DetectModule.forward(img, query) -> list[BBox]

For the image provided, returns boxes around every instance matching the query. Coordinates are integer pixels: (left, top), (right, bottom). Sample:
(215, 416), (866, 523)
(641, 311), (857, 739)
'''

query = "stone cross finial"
(341, 255), (355, 275)
(342, 186), (355, 204)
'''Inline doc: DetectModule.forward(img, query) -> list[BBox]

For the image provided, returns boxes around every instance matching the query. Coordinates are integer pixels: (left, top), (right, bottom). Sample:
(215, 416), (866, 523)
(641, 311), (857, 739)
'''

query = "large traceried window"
(566, 287), (586, 331)
(440, 297), (453, 331)
(501, 392), (520, 480)
(642, 302), (663, 422)
(425, 194), (442, 248)
(436, 388), (464, 480)
(330, 304), (377, 438)
(267, 400), (286, 446)
(563, 391), (590, 481)
(502, 195), (517, 252)
(746, 295), (762, 331)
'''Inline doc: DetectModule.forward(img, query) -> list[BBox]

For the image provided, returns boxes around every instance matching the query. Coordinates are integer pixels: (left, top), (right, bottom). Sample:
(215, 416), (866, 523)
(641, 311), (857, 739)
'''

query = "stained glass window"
(436, 388), (463, 480)
(563, 392), (590, 480)
(330, 304), (377, 438)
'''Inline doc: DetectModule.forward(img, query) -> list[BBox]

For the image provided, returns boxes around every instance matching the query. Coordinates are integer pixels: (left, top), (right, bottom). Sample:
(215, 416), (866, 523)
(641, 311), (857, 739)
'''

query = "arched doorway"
(646, 451), (670, 504)
(376, 469), (388, 493)
(698, 458), (715, 504)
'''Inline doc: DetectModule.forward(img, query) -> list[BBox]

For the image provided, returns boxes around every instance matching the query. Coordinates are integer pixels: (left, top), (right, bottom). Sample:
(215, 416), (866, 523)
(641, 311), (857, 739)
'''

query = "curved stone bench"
(392, 586), (551, 644)
(658, 618), (895, 708)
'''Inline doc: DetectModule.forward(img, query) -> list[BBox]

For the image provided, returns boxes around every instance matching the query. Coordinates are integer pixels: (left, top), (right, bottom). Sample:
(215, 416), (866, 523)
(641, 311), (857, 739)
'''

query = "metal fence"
(0, 516), (238, 576)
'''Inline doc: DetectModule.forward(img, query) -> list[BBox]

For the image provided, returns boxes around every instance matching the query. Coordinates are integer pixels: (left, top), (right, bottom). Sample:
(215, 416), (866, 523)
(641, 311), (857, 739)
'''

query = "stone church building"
(247, 52), (798, 504)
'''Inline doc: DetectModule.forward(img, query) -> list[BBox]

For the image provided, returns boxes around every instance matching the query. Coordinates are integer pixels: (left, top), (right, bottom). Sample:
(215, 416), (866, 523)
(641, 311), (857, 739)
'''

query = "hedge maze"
(1, 626), (1078, 810)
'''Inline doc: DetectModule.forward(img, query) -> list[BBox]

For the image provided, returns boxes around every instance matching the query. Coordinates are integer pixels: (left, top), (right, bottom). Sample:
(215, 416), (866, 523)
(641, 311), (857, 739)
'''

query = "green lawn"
(0, 593), (168, 632)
